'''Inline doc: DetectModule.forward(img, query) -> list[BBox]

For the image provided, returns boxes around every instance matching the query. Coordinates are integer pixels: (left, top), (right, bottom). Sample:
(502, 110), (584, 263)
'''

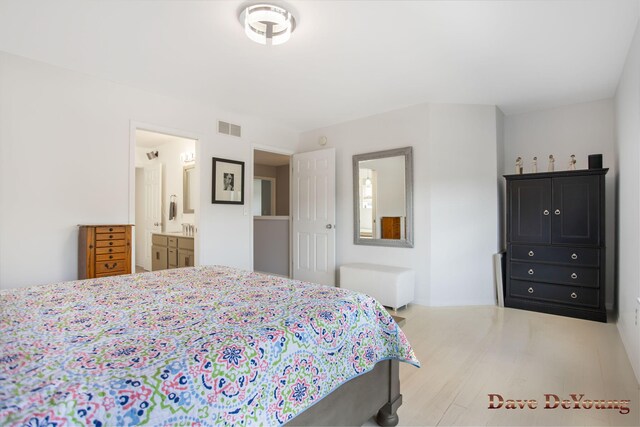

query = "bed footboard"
(376, 359), (401, 426)
(288, 359), (402, 426)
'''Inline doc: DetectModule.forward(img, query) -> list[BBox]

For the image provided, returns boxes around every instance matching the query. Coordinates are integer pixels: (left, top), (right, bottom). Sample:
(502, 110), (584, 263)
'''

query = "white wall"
(503, 99), (616, 309)
(614, 20), (640, 383)
(0, 52), (298, 289)
(428, 104), (500, 306)
(298, 103), (500, 306)
(496, 107), (505, 250)
(253, 217), (289, 277)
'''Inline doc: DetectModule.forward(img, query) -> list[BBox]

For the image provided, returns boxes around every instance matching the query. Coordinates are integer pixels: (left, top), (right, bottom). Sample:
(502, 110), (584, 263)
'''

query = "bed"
(0, 266), (419, 426)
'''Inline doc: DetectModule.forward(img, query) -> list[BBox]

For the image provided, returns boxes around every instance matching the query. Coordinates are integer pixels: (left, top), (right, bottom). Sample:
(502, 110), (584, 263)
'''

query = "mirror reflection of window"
(358, 156), (406, 240)
(253, 177), (276, 216)
(359, 168), (376, 238)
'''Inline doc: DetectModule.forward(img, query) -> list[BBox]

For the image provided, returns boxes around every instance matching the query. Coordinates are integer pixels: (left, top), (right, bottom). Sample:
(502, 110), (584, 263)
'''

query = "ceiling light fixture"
(239, 3), (296, 46)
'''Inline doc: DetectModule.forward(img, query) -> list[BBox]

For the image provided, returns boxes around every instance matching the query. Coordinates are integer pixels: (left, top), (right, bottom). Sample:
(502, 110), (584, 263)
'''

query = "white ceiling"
(254, 149), (290, 167)
(0, 1), (637, 132)
(135, 129), (196, 148)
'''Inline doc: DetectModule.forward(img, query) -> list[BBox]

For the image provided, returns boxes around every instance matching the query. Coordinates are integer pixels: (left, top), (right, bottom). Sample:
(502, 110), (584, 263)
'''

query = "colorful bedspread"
(0, 266), (419, 426)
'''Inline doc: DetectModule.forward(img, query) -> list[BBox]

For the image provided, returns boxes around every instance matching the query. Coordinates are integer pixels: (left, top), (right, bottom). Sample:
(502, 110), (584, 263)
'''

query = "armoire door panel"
(509, 179), (552, 243)
(552, 176), (600, 245)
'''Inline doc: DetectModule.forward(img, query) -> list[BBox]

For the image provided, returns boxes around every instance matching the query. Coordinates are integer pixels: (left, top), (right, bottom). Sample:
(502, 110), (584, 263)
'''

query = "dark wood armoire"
(504, 169), (608, 322)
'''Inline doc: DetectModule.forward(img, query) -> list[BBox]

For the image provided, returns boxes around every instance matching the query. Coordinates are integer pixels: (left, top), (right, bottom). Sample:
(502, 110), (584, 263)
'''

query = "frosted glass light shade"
(240, 4), (296, 46)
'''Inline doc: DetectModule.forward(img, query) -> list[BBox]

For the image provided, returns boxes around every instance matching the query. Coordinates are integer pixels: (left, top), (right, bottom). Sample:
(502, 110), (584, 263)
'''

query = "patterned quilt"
(0, 266), (419, 426)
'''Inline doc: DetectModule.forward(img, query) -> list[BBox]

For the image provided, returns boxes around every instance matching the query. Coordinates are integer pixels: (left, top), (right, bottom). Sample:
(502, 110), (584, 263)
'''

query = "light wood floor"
(371, 305), (640, 426)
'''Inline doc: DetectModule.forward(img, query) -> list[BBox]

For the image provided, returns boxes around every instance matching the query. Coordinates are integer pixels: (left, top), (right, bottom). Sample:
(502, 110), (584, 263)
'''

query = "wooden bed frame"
(288, 360), (402, 426)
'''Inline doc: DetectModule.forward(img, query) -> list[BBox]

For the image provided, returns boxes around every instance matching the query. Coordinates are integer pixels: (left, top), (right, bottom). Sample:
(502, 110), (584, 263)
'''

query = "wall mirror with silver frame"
(183, 165), (196, 214)
(353, 146), (413, 248)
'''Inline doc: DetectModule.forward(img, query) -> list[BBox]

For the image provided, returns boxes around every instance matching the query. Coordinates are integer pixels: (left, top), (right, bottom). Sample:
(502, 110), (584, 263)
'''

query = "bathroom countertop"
(152, 231), (194, 239)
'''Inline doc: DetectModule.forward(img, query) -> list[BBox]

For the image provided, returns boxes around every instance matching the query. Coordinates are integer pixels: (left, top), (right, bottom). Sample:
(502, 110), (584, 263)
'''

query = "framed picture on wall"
(212, 157), (245, 204)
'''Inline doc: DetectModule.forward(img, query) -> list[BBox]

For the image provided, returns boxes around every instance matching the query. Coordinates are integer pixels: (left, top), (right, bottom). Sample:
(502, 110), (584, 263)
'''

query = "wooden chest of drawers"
(78, 225), (133, 279)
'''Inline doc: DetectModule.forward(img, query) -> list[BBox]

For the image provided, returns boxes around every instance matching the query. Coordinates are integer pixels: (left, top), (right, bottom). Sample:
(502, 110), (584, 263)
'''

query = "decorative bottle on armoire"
(503, 168), (608, 322)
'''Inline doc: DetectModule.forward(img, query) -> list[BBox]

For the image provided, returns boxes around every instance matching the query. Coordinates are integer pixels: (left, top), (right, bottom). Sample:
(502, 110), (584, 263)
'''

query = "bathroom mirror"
(183, 165), (196, 213)
(353, 146), (413, 248)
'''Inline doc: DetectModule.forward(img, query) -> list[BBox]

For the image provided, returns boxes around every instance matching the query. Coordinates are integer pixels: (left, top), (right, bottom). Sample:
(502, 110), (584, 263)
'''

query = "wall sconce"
(180, 152), (196, 163)
(146, 151), (159, 160)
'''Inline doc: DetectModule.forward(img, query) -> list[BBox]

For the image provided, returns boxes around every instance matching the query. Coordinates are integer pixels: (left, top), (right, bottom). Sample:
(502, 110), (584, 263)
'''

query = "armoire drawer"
(95, 260), (126, 274)
(510, 245), (599, 267)
(95, 239), (126, 248)
(511, 261), (599, 288)
(95, 232), (126, 241)
(96, 252), (126, 262)
(510, 280), (599, 308)
(95, 226), (126, 234)
(95, 246), (126, 255)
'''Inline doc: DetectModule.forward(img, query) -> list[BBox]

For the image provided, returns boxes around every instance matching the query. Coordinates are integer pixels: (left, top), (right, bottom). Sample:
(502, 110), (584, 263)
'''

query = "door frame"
(251, 144), (294, 276)
(129, 121), (202, 269)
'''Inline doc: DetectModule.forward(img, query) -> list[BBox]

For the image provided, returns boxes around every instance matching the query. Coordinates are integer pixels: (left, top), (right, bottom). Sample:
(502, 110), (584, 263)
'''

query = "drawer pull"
(109, 255), (113, 259)
(570, 292), (578, 299)
(528, 269), (534, 275)
(109, 228), (113, 232)
(104, 263), (117, 270)
(571, 273), (578, 279)
(108, 248), (113, 253)
(528, 251), (534, 257)
(109, 235), (113, 239)
(543, 210), (550, 216)
(528, 287), (534, 294)
(109, 242), (113, 246)
(555, 209), (561, 215)
(571, 253), (578, 260)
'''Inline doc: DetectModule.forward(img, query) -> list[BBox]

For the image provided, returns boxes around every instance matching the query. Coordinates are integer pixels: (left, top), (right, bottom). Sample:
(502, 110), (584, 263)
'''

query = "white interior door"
(144, 164), (162, 271)
(292, 148), (336, 286)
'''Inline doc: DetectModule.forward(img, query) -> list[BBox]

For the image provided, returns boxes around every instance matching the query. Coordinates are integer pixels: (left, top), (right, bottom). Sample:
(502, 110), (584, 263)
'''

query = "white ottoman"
(339, 263), (415, 311)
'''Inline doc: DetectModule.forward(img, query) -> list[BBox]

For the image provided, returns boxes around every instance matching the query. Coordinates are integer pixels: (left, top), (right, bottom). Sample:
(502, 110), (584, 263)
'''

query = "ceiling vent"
(218, 120), (242, 138)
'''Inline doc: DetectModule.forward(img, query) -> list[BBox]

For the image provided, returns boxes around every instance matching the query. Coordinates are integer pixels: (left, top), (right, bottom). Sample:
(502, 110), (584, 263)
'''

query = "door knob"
(543, 210), (550, 216)
(326, 224), (335, 229)
(528, 251), (534, 257)
(554, 209), (561, 215)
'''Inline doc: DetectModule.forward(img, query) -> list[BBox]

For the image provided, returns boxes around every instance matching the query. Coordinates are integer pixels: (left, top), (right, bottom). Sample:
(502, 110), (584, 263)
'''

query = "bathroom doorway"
(253, 148), (292, 277)
(133, 128), (198, 272)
